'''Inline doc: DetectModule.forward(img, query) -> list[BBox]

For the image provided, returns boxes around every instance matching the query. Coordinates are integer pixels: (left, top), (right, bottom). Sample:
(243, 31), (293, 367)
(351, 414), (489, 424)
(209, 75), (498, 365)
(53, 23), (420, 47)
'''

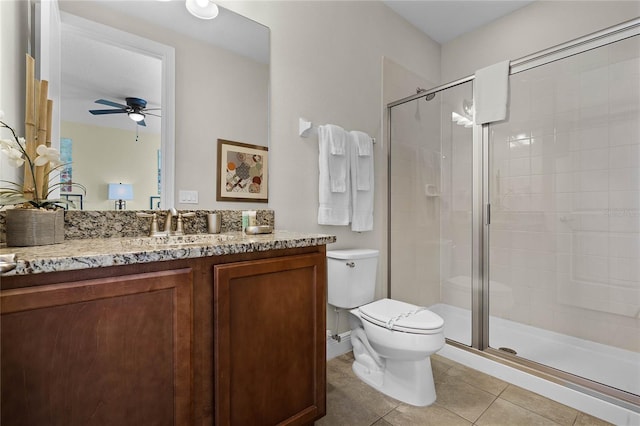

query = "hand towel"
(351, 130), (372, 191)
(319, 124), (348, 193)
(474, 60), (510, 124)
(349, 131), (374, 232)
(318, 125), (351, 226)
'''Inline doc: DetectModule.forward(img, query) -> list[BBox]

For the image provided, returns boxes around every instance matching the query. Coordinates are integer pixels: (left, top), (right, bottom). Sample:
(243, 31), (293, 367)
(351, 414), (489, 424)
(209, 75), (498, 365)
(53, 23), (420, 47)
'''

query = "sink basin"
(122, 233), (236, 247)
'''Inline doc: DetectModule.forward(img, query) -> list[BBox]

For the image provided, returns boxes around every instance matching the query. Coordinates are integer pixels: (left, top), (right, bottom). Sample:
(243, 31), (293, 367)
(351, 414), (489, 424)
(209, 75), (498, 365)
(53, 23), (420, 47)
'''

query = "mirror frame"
(50, 10), (175, 209)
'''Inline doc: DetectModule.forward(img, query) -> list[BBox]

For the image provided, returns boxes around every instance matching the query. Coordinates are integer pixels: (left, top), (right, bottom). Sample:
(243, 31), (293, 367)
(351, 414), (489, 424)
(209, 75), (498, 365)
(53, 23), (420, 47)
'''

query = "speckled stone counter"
(0, 209), (275, 242)
(0, 230), (336, 276)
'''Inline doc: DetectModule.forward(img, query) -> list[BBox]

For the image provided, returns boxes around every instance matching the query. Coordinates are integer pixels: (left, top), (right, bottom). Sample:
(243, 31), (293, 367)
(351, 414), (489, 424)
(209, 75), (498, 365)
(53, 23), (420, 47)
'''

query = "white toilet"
(327, 249), (445, 407)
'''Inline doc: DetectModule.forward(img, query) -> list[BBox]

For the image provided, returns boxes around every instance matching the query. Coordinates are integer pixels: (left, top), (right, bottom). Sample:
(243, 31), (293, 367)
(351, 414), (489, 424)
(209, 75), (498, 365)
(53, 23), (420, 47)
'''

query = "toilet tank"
(327, 249), (379, 309)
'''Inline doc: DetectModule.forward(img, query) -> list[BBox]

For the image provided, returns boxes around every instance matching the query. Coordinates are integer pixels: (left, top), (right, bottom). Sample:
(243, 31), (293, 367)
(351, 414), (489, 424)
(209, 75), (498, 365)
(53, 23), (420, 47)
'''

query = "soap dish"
(245, 225), (273, 235)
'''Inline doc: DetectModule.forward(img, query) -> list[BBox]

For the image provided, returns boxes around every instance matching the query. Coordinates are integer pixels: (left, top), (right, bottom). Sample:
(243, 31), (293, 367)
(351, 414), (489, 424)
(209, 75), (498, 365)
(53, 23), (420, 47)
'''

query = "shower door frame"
(387, 17), (640, 409)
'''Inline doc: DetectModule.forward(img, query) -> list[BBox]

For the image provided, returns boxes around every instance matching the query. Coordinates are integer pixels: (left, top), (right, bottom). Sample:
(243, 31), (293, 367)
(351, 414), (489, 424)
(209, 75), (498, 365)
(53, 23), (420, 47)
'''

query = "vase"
(5, 209), (65, 247)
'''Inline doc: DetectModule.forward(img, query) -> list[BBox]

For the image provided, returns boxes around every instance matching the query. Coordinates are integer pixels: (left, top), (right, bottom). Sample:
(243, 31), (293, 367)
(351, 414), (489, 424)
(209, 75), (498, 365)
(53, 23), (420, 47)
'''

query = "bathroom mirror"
(36, 0), (269, 210)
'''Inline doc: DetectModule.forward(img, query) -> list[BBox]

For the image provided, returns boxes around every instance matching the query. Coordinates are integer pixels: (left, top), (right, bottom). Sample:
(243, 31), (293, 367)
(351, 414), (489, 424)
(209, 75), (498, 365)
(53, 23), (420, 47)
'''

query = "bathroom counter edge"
(0, 230), (337, 276)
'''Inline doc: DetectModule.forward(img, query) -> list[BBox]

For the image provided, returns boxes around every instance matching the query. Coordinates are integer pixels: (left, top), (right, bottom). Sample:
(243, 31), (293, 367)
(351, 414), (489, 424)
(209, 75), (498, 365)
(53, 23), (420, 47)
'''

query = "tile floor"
(317, 352), (613, 426)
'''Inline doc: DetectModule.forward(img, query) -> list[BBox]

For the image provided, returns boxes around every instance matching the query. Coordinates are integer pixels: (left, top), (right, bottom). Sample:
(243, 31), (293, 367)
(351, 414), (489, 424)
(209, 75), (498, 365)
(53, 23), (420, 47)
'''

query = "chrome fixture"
(416, 87), (436, 101)
(136, 208), (195, 237)
(163, 207), (178, 234)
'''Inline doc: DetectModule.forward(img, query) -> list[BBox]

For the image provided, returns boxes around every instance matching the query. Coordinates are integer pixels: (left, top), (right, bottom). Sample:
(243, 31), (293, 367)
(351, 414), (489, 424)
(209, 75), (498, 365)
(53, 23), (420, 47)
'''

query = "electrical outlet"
(179, 190), (198, 204)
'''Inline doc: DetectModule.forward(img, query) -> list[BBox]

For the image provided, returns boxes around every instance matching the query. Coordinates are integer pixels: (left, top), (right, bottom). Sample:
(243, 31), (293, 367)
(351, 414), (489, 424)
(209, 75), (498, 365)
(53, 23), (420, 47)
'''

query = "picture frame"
(61, 193), (83, 210)
(150, 196), (161, 210)
(216, 139), (268, 202)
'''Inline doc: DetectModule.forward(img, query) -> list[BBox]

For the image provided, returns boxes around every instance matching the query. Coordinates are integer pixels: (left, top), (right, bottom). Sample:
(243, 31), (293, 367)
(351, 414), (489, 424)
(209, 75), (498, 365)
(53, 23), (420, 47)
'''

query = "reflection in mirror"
(50, 0), (269, 210)
(59, 10), (170, 211)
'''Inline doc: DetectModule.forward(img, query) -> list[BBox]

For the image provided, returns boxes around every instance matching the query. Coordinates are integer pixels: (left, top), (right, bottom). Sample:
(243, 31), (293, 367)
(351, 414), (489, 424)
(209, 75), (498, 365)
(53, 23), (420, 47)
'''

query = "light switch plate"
(179, 190), (199, 204)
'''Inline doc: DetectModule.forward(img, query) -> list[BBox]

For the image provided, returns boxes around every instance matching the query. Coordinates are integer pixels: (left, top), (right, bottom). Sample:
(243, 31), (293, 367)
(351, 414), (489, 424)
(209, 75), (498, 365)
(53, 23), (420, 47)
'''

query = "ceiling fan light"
(128, 111), (145, 122)
(185, 0), (219, 20)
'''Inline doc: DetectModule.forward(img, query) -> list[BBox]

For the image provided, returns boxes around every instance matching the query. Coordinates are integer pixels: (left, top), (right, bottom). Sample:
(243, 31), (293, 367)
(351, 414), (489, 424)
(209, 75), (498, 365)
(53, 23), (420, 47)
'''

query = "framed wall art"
(61, 193), (83, 210)
(150, 196), (161, 209)
(216, 139), (268, 202)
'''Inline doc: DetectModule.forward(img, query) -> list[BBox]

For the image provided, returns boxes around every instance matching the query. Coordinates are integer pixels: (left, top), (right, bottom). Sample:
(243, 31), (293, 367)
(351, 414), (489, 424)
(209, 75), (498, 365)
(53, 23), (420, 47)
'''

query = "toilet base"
(352, 356), (437, 406)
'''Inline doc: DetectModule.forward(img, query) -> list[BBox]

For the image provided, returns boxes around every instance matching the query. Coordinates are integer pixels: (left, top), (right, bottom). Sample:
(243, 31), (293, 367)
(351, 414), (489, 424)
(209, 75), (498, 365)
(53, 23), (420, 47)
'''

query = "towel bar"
(299, 118), (375, 143)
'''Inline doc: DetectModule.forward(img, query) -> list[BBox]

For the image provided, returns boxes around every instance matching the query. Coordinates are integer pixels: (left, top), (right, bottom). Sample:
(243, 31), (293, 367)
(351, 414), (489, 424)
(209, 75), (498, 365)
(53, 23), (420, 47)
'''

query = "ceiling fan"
(89, 97), (161, 127)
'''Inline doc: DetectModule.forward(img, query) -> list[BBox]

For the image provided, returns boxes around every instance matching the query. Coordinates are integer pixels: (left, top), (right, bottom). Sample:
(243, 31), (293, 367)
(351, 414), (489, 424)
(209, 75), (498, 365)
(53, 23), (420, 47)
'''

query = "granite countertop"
(0, 231), (336, 276)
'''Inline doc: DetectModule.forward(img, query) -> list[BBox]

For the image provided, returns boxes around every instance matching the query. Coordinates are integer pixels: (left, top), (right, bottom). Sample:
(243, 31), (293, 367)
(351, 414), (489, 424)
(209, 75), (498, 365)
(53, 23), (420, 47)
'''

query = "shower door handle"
(486, 203), (491, 225)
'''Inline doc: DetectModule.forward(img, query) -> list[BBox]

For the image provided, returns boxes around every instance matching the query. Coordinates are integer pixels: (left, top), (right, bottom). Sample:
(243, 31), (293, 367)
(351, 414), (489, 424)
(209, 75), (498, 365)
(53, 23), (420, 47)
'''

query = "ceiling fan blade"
(137, 120), (147, 127)
(95, 99), (129, 109)
(89, 109), (128, 115)
(144, 107), (162, 111)
(145, 112), (162, 118)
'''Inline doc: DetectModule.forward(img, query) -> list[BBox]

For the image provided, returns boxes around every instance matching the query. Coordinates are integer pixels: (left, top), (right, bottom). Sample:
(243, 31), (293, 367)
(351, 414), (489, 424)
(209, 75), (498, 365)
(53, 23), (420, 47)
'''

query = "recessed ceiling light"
(185, 0), (219, 20)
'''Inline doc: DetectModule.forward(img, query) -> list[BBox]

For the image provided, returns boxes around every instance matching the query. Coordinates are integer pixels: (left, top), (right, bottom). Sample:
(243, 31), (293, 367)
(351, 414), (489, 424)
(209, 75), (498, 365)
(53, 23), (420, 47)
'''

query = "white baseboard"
(326, 331), (352, 360)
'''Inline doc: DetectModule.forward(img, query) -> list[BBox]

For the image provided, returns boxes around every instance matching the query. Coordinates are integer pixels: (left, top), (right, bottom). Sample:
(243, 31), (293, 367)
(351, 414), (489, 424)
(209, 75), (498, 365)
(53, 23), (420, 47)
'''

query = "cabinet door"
(214, 253), (326, 426)
(1, 269), (193, 426)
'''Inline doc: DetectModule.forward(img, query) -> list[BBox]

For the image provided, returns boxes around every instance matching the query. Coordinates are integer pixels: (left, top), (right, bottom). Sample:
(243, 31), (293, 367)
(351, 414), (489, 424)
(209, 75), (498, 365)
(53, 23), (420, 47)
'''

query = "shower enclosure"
(388, 19), (639, 408)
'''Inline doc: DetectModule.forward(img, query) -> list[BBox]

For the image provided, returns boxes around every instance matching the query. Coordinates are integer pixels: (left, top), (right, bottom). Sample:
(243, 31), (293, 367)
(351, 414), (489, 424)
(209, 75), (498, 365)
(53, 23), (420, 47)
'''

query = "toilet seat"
(359, 298), (444, 335)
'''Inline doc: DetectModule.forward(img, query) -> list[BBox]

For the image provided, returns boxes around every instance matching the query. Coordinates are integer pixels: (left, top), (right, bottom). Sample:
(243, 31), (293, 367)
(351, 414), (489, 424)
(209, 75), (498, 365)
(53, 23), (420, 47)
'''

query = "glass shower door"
(487, 35), (640, 395)
(388, 80), (475, 346)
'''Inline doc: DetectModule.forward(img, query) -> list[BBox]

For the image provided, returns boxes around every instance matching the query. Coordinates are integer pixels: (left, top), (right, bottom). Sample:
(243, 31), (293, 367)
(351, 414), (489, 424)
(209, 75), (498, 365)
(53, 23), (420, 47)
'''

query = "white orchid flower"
(34, 144), (62, 167)
(0, 138), (14, 150)
(5, 146), (25, 167)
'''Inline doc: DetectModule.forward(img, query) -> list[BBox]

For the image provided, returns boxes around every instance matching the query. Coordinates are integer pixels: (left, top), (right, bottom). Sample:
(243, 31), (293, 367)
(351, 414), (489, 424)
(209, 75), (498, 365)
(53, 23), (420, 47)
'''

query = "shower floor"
(429, 303), (640, 396)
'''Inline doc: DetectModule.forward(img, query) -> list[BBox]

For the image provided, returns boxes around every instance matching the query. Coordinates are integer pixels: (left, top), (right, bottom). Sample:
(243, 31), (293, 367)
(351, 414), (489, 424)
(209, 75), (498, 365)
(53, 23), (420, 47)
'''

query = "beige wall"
(441, 1), (640, 82)
(221, 1), (441, 333)
(61, 121), (161, 211)
(0, 0), (28, 186)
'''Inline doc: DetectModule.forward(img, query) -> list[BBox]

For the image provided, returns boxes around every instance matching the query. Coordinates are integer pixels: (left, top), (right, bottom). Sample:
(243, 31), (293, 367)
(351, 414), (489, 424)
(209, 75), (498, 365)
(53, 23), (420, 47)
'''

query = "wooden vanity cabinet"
(213, 252), (326, 426)
(0, 245), (327, 426)
(0, 267), (193, 426)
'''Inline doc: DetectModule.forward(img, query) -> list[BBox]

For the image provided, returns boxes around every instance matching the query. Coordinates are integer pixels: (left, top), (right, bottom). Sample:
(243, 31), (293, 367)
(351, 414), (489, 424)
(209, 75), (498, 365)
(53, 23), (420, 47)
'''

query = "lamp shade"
(185, 0), (219, 20)
(108, 183), (134, 200)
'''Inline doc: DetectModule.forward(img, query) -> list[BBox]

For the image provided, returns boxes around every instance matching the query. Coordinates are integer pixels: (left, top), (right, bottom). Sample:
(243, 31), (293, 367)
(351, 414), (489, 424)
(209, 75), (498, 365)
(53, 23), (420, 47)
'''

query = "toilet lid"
(359, 298), (444, 335)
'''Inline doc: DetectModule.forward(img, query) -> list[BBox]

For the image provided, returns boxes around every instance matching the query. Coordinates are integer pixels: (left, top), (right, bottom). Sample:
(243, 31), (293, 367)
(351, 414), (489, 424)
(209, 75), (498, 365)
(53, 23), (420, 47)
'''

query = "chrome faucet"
(136, 208), (195, 237)
(163, 208), (178, 234)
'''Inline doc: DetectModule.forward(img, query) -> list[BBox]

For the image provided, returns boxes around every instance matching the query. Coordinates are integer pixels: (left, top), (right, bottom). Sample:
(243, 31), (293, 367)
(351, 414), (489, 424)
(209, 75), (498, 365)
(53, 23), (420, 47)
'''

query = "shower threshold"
(429, 303), (640, 397)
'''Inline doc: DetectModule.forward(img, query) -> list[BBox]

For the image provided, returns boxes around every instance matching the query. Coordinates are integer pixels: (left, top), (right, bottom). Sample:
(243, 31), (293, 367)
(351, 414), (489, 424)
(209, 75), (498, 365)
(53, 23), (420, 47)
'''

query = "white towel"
(474, 60), (510, 124)
(319, 124), (348, 193)
(318, 125), (351, 226)
(355, 133), (372, 156)
(351, 131), (372, 191)
(350, 131), (374, 232)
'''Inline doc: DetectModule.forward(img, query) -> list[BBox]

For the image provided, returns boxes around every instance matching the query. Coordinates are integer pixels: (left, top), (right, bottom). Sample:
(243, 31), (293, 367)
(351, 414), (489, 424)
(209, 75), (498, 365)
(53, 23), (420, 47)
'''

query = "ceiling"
(383, 0), (535, 44)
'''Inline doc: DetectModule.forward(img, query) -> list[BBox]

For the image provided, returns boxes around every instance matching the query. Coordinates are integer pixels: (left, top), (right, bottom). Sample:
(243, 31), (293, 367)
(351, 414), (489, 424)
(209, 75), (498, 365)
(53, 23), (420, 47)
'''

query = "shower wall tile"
(578, 119), (607, 140)
(479, 39), (640, 352)
(609, 144), (639, 168)
(609, 118), (639, 146)
(609, 257), (640, 283)
(439, 39), (639, 352)
(609, 216), (639, 233)
(608, 233), (640, 259)
(609, 167), (639, 191)
(609, 190), (639, 210)
(574, 191), (608, 211)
